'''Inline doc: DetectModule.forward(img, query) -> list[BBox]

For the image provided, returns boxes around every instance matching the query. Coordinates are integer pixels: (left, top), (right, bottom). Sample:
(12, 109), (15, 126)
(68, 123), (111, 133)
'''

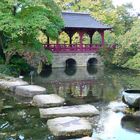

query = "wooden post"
(66, 31), (75, 46)
(69, 35), (72, 45)
(89, 34), (93, 45)
(47, 36), (50, 45)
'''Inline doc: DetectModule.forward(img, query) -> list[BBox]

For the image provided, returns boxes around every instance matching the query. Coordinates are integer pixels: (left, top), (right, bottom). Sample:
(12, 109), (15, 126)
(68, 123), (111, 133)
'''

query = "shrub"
(0, 64), (19, 76)
(10, 55), (31, 75)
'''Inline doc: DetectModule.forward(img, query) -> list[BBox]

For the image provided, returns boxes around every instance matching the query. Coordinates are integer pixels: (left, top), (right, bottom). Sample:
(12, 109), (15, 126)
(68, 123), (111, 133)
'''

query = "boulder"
(0, 79), (28, 92)
(108, 101), (127, 113)
(33, 94), (65, 107)
(47, 117), (92, 138)
(40, 104), (99, 119)
(70, 137), (94, 140)
(122, 90), (140, 108)
(121, 115), (140, 132)
(15, 85), (46, 97)
(74, 137), (101, 140)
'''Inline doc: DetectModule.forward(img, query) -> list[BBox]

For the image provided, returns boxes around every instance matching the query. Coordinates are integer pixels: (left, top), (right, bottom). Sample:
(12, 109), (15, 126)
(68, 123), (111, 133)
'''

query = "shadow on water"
(40, 64), (52, 78)
(64, 65), (77, 76)
(121, 115), (140, 133)
(87, 65), (98, 75)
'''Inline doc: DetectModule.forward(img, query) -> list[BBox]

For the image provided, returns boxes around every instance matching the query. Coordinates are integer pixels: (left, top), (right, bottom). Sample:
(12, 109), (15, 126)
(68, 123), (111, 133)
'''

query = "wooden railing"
(44, 44), (116, 53)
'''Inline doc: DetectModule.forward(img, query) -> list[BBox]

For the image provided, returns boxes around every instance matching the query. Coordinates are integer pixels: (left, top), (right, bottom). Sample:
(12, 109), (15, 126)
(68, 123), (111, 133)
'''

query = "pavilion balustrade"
(44, 43), (116, 53)
(44, 29), (116, 53)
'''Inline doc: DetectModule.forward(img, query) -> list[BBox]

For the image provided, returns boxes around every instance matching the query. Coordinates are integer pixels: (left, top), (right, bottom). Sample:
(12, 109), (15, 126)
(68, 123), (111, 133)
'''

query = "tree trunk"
(0, 36), (5, 60)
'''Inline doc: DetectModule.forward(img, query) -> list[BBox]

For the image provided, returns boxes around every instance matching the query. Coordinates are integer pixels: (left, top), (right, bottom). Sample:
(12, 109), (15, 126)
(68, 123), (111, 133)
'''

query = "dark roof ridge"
(62, 11), (89, 15)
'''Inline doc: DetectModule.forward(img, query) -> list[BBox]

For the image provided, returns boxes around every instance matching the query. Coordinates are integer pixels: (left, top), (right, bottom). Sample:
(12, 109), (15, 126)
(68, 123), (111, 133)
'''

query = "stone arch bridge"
(52, 52), (102, 68)
(45, 12), (115, 68)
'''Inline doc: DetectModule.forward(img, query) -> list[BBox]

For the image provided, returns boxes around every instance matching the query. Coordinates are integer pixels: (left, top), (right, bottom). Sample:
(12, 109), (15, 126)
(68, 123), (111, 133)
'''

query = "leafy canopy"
(0, 0), (64, 71)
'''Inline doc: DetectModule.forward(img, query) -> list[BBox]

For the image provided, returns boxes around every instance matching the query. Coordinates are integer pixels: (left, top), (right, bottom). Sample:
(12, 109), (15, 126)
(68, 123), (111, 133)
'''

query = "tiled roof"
(62, 11), (111, 30)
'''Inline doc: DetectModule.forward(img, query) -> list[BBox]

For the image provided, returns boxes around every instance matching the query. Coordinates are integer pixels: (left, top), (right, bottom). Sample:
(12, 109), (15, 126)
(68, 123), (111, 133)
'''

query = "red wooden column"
(100, 31), (105, 46)
(78, 31), (84, 48)
(67, 32), (74, 45)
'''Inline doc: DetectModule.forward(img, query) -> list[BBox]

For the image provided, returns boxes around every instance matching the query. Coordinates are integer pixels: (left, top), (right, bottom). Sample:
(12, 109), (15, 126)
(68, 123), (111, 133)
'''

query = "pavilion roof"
(62, 12), (111, 30)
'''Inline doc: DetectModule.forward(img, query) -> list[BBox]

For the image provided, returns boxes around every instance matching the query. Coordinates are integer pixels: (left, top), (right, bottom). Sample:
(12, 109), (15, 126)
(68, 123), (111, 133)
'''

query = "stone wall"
(52, 53), (103, 68)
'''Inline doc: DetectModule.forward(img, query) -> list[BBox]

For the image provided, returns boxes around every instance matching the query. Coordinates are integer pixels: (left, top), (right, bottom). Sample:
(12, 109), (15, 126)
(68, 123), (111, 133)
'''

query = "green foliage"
(0, 0), (64, 73)
(99, 46), (115, 67)
(0, 56), (4, 64)
(113, 20), (140, 68)
(0, 64), (19, 76)
(10, 55), (31, 74)
(123, 53), (140, 70)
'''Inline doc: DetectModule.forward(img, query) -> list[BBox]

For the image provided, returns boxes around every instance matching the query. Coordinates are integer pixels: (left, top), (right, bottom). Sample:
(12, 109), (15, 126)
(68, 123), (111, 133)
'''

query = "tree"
(113, 19), (140, 70)
(56, 0), (137, 35)
(0, 0), (64, 72)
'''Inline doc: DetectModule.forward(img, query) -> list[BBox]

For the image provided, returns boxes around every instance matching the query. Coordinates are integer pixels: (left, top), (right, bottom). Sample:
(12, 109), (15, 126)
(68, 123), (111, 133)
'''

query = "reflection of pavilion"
(52, 79), (94, 97)
(35, 67), (104, 99)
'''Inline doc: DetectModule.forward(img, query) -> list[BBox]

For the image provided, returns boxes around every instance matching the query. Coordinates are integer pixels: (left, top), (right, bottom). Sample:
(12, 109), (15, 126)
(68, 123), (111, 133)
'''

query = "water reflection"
(64, 65), (77, 76)
(87, 65), (98, 75)
(1, 66), (140, 140)
(34, 66), (105, 104)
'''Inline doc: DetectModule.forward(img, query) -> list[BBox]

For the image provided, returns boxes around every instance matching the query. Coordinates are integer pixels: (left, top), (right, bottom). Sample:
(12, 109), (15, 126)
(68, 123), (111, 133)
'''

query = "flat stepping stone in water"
(0, 79), (28, 92)
(67, 137), (93, 140)
(40, 104), (99, 119)
(15, 85), (46, 97)
(33, 94), (65, 107)
(47, 116), (92, 138)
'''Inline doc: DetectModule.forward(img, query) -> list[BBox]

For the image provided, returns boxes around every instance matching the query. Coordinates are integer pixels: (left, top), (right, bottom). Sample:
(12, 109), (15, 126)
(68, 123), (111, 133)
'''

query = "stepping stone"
(47, 117), (92, 138)
(15, 85), (46, 97)
(74, 137), (102, 140)
(0, 79), (28, 92)
(40, 104), (99, 119)
(68, 137), (93, 140)
(33, 94), (65, 107)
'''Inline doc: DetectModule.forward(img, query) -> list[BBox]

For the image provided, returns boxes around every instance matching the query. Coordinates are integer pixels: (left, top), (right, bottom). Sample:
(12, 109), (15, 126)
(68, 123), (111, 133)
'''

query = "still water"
(0, 66), (140, 140)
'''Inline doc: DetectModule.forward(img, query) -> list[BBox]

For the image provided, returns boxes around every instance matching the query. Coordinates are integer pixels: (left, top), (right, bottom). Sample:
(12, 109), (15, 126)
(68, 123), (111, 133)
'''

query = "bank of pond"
(0, 67), (140, 140)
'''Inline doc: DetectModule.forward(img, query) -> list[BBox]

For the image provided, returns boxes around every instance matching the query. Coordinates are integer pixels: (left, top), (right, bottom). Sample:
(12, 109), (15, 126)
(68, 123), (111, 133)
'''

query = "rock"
(40, 104), (99, 119)
(133, 111), (140, 117)
(0, 79), (28, 92)
(15, 85), (46, 97)
(47, 117), (92, 138)
(122, 90), (140, 108)
(73, 137), (102, 140)
(33, 94), (65, 107)
(121, 115), (140, 132)
(72, 137), (94, 140)
(108, 101), (127, 113)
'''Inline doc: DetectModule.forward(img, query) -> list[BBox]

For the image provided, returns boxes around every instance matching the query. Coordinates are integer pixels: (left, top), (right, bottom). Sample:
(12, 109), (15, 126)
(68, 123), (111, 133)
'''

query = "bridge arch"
(52, 53), (103, 68)
(87, 58), (98, 66)
(66, 58), (77, 67)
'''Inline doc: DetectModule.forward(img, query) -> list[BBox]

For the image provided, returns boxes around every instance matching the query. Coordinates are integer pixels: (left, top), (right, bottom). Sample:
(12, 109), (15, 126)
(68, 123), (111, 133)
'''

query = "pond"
(0, 66), (140, 140)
